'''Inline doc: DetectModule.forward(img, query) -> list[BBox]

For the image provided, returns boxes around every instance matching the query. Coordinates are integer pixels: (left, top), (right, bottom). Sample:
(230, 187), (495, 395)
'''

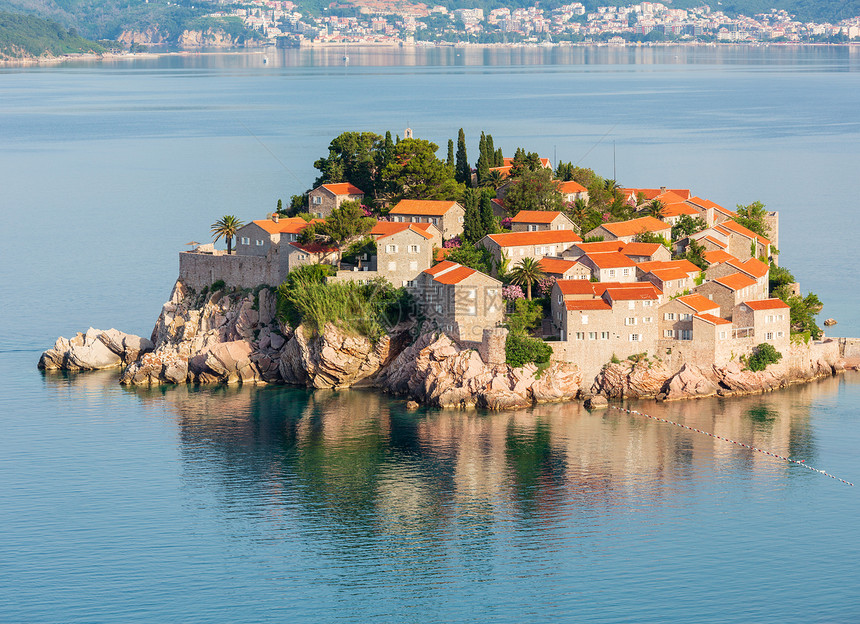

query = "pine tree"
(277, 198), (283, 214)
(462, 188), (483, 243)
(447, 138), (455, 170)
(480, 191), (495, 235)
(455, 128), (470, 186)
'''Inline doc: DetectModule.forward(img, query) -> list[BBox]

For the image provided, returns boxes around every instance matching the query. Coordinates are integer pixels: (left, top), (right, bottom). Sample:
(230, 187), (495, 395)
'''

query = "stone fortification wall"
(785, 339), (839, 375)
(838, 337), (860, 359)
(178, 252), (277, 290)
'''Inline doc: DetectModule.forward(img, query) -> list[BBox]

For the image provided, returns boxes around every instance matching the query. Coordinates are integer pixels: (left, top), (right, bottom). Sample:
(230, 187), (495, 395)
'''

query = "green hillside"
(0, 10), (104, 58)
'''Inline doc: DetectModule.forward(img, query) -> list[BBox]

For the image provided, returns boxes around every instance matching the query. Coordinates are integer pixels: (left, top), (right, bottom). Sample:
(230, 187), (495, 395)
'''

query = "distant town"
(209, 1), (860, 46)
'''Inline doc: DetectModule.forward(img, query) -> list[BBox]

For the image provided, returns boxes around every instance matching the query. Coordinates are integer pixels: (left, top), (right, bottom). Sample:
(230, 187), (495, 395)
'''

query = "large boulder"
(591, 359), (673, 399)
(119, 348), (189, 385)
(203, 340), (260, 384)
(39, 327), (152, 371)
(662, 364), (720, 400)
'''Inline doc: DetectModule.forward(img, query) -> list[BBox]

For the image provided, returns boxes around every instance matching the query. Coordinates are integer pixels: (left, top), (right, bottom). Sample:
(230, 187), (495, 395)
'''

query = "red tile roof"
(571, 241), (626, 254)
(701, 235), (728, 249)
(661, 202), (700, 218)
(557, 180), (588, 194)
(565, 299), (611, 311)
(251, 217), (323, 235)
(602, 284), (661, 301)
(743, 298), (789, 311)
(321, 182), (364, 196)
(556, 279), (596, 296)
(486, 230), (582, 247)
(538, 257), (581, 275)
(390, 199), (460, 216)
(636, 260), (701, 276)
(621, 188), (692, 202)
(717, 220), (771, 246)
(695, 313), (732, 325)
(676, 294), (720, 313)
(510, 210), (566, 224)
(714, 272), (758, 291)
(583, 251), (637, 269)
(370, 221), (435, 240)
(647, 267), (690, 281)
(600, 216), (670, 238)
(593, 281), (662, 296)
(622, 242), (663, 257)
(289, 242), (337, 254)
(728, 257), (769, 279)
(433, 265), (477, 285)
(704, 250), (737, 265)
(425, 260), (458, 276)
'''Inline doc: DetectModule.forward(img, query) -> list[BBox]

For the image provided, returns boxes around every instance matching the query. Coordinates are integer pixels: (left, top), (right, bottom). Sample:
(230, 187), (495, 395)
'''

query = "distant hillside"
(0, 11), (104, 58)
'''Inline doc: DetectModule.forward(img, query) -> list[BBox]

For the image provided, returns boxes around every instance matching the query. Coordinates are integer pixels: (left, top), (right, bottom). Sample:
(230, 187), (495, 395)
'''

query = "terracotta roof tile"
(510, 210), (567, 224)
(565, 299), (611, 311)
(593, 281), (662, 296)
(557, 180), (588, 194)
(647, 267), (690, 281)
(728, 257), (769, 279)
(720, 219), (771, 245)
(676, 294), (721, 313)
(251, 217), (317, 235)
(602, 285), (661, 301)
(636, 260), (701, 276)
(661, 202), (700, 218)
(702, 235), (728, 249)
(486, 230), (582, 247)
(424, 260), (458, 276)
(321, 182), (364, 196)
(556, 279), (596, 295)
(571, 241), (626, 254)
(695, 313), (732, 325)
(433, 265), (476, 284)
(622, 242), (662, 257)
(371, 221), (436, 240)
(539, 257), (581, 275)
(743, 298), (789, 311)
(715, 272), (758, 291)
(390, 199), (459, 216)
(600, 216), (671, 238)
(583, 251), (637, 269)
(704, 250), (736, 265)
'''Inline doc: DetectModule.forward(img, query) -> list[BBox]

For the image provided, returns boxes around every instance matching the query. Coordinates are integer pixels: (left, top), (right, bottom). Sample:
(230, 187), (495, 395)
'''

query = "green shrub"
(210, 279), (226, 292)
(505, 332), (552, 368)
(506, 298), (543, 335)
(747, 343), (782, 372)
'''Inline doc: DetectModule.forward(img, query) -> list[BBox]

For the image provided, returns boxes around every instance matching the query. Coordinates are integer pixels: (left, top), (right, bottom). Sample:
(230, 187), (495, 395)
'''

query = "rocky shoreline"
(39, 280), (851, 410)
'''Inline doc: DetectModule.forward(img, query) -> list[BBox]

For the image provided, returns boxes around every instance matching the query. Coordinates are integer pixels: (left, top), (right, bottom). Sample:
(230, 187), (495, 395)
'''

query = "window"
(467, 289), (476, 299)
(622, 268), (630, 276)
(406, 280), (414, 288)
(588, 332), (597, 340)
(664, 329), (675, 338)
(458, 216), (464, 223)
(402, 280), (408, 287)
(628, 301), (635, 310)
(581, 315), (588, 325)
(312, 195), (322, 205)
(630, 334), (641, 342)
(600, 332), (610, 340)
(409, 261), (418, 271)
(777, 331), (784, 338)
(681, 330), (692, 340)
(608, 269), (616, 277)
(388, 262), (396, 271)
(625, 317), (637, 326)
(719, 331), (727, 339)
(386, 244), (398, 253)
(256, 239), (264, 246)
(557, 295), (563, 305)
(643, 317), (652, 324)
(766, 332), (774, 340)
(409, 245), (419, 253)
(665, 313), (675, 321)
(241, 237), (250, 245)
(682, 313), (692, 321)
(576, 332), (585, 340)
(643, 300), (652, 307)
(529, 224), (538, 232)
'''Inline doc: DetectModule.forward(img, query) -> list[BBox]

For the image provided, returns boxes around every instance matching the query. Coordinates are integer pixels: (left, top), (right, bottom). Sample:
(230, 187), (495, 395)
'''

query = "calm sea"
(1, 45), (859, 622)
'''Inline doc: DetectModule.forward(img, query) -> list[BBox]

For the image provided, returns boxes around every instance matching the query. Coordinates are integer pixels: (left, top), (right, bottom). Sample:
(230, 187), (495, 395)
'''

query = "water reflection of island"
(88, 375), (850, 538)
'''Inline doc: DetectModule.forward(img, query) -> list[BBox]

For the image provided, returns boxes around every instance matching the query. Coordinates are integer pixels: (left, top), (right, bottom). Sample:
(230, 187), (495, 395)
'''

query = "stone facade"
(308, 183), (365, 218)
(479, 230), (582, 269)
(509, 211), (576, 232)
(388, 200), (465, 240)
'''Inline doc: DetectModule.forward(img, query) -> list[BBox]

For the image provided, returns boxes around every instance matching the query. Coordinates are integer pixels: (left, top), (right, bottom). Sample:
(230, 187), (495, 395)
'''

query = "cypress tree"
(480, 191), (495, 235)
(476, 131), (490, 185)
(495, 148), (504, 167)
(462, 188), (482, 243)
(447, 138), (455, 170)
(486, 134), (495, 164)
(277, 198), (283, 213)
(455, 128), (470, 186)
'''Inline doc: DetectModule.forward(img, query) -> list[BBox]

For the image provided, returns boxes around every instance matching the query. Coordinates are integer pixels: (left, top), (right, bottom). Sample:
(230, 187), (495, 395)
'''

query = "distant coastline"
(2, 40), (858, 68)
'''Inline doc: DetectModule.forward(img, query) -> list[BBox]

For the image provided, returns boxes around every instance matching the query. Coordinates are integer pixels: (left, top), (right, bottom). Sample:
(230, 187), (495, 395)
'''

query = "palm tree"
(483, 169), (504, 189)
(509, 257), (545, 300)
(646, 199), (665, 219)
(211, 215), (244, 254)
(569, 197), (589, 228)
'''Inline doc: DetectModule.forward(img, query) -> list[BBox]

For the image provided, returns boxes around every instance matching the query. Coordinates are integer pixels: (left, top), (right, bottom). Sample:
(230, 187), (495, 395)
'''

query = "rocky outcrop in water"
(39, 328), (153, 371)
(375, 332), (583, 409)
(591, 359), (674, 399)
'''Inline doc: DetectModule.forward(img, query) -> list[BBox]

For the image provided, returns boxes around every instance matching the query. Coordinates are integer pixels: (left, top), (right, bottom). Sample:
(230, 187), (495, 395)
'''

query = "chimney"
(272, 213), (279, 223)
(660, 186), (667, 193)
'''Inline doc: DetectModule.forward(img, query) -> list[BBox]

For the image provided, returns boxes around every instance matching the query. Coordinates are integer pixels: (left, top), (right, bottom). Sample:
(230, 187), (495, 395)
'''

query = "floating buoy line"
(609, 405), (853, 487)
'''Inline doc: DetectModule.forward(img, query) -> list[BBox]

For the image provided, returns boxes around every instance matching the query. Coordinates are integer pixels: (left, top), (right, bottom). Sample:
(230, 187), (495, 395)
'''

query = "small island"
(40, 128), (855, 408)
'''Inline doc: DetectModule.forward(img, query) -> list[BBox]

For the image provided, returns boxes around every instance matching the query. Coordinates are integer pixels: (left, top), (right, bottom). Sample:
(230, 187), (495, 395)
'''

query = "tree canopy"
(501, 168), (563, 215)
(735, 201), (770, 239)
(381, 138), (464, 201)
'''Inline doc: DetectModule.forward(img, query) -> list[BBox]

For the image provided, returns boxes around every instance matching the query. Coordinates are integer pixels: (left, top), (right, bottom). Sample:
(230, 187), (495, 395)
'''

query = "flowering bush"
(500, 217), (512, 230)
(502, 284), (525, 301)
(443, 236), (462, 249)
(602, 212), (611, 222)
(360, 205), (373, 217)
(537, 276), (557, 297)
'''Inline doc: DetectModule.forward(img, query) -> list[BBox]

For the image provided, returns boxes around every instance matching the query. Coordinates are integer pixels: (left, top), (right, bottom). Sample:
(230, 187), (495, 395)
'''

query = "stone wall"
(178, 252), (277, 290)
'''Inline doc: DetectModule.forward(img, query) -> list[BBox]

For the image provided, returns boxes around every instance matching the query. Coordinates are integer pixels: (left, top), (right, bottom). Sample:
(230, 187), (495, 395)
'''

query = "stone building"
(574, 251), (638, 283)
(538, 257), (589, 280)
(692, 272), (760, 319)
(706, 256), (769, 300)
(478, 230), (582, 269)
(307, 183), (365, 218)
(509, 210), (576, 232)
(388, 199), (465, 240)
(413, 261), (503, 343)
(557, 180), (589, 204)
(584, 216), (672, 243)
(732, 298), (790, 352)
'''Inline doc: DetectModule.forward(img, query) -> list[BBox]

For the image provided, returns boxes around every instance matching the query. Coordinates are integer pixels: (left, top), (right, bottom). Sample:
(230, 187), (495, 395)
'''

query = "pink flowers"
(500, 217), (512, 230)
(502, 284), (525, 301)
(443, 236), (462, 249)
(360, 205), (373, 217)
(537, 276), (557, 297)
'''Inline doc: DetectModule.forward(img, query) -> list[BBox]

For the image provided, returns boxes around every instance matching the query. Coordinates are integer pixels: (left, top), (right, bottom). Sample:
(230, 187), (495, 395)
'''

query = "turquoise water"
(2, 46), (860, 621)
